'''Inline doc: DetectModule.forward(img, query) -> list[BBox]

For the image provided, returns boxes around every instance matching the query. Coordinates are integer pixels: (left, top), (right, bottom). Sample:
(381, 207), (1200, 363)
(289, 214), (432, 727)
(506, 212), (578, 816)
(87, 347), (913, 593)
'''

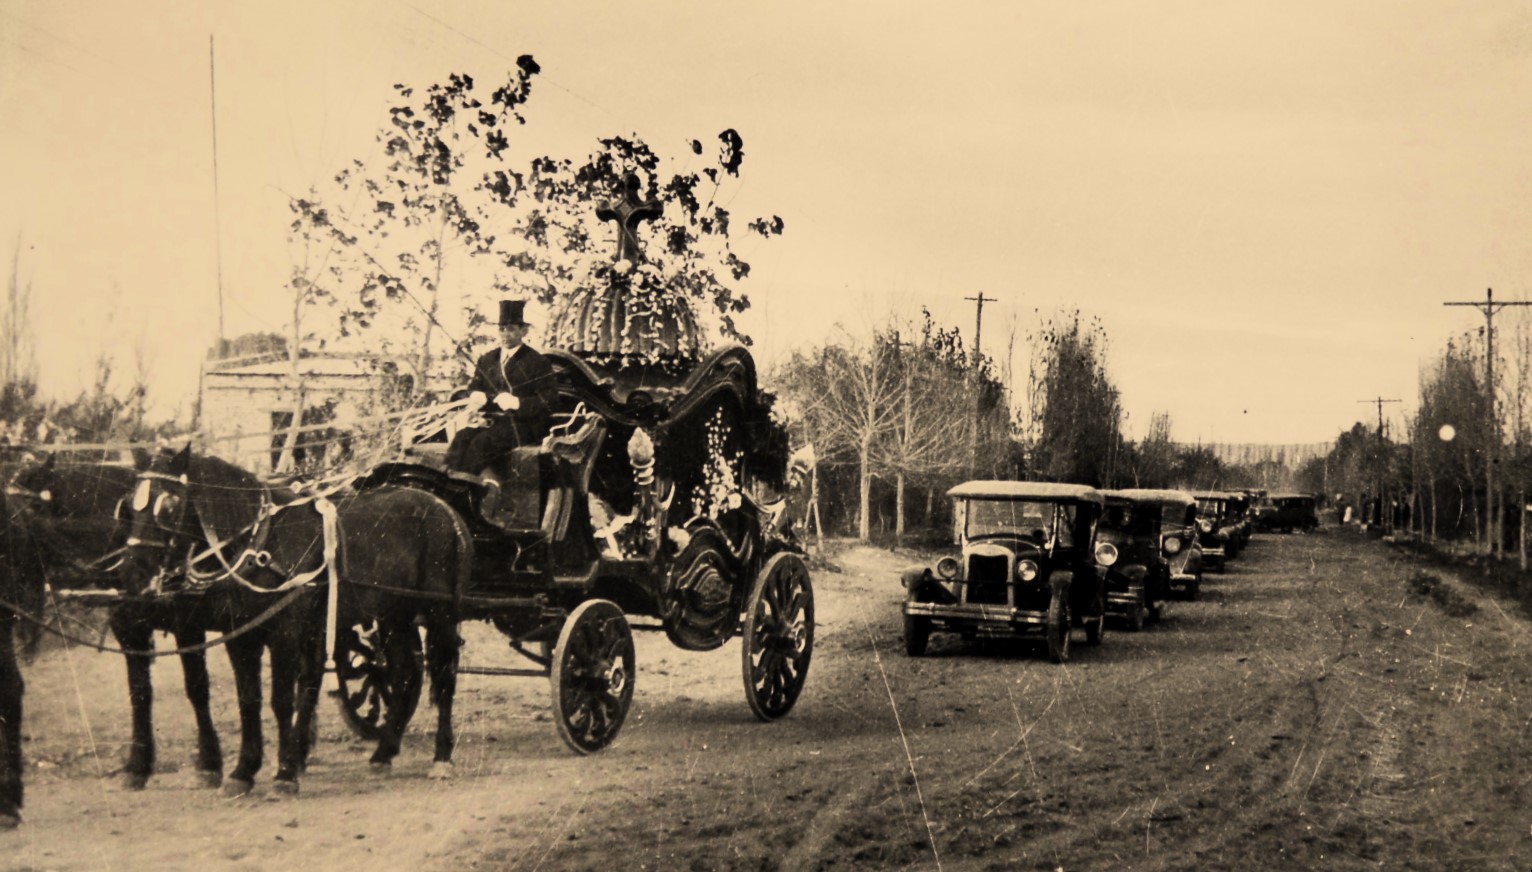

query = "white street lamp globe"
(1439, 424), (1456, 442)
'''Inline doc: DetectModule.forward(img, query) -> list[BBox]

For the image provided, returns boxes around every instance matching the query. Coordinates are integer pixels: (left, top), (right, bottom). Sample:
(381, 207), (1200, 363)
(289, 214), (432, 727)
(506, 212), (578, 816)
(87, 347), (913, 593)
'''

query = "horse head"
(7, 452), (60, 517)
(122, 446), (268, 594)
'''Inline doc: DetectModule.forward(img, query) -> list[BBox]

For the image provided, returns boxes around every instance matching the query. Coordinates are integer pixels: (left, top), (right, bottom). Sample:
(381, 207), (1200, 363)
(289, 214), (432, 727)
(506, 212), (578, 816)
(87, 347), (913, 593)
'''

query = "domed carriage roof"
(946, 481), (1104, 504)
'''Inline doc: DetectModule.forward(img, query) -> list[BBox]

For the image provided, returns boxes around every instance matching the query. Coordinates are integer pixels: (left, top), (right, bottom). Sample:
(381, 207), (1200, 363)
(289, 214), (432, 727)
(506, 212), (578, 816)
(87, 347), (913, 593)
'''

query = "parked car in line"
(1265, 493), (1320, 533)
(1192, 491), (1243, 570)
(1224, 491), (1253, 553)
(1097, 489), (1204, 626)
(901, 481), (1109, 663)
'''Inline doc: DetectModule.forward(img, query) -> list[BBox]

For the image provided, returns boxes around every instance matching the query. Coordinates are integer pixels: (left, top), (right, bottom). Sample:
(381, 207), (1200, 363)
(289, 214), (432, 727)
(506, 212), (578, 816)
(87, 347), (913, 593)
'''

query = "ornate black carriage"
(339, 269), (814, 753)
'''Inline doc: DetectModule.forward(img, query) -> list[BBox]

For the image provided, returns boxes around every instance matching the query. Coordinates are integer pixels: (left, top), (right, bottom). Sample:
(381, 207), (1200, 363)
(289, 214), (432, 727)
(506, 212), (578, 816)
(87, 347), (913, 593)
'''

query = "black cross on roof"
(596, 173), (662, 264)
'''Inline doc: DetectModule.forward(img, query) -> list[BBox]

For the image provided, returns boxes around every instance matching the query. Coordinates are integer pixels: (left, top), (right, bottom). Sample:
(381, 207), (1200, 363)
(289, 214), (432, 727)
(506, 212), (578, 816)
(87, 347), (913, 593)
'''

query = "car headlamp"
(1163, 536), (1183, 555)
(1198, 519), (1213, 534)
(936, 557), (959, 579)
(1094, 542), (1119, 567)
(1016, 559), (1040, 582)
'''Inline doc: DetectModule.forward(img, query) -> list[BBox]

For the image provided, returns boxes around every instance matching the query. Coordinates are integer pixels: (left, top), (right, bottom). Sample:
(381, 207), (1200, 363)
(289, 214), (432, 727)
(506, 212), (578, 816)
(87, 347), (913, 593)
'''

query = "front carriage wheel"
(333, 620), (422, 742)
(742, 552), (815, 721)
(1046, 594), (1071, 663)
(551, 600), (635, 755)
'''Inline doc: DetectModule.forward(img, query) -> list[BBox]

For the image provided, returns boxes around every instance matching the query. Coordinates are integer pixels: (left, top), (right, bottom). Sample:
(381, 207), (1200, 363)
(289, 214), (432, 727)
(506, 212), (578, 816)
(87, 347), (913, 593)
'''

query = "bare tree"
(776, 329), (902, 540)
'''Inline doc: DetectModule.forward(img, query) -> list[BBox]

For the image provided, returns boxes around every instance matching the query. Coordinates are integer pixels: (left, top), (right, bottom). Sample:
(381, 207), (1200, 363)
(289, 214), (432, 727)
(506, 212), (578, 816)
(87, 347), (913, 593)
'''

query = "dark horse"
(11, 453), (275, 793)
(0, 485), (49, 829)
(125, 447), (473, 786)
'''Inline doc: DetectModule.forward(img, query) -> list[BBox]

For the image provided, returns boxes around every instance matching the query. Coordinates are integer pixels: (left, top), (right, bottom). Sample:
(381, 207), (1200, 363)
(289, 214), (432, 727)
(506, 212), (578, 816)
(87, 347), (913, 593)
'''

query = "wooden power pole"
(1444, 288), (1532, 557)
(1357, 397), (1401, 531)
(964, 292), (994, 476)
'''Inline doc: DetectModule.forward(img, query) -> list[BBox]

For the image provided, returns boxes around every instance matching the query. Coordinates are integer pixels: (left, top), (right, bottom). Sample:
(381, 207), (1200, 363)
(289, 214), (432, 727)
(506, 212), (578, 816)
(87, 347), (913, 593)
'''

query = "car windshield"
(1196, 499), (1226, 516)
(963, 499), (1076, 547)
(1101, 503), (1154, 535)
(1161, 504), (1191, 526)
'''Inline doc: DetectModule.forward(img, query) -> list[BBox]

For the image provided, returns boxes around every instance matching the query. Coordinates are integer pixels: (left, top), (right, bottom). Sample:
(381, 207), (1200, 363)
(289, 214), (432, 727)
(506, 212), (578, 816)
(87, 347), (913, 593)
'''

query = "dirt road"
(5, 530), (1532, 871)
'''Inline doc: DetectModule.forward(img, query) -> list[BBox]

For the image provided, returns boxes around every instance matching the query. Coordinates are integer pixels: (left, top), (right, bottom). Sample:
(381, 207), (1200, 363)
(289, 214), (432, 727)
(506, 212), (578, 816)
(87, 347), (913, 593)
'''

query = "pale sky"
(3, 0), (1531, 444)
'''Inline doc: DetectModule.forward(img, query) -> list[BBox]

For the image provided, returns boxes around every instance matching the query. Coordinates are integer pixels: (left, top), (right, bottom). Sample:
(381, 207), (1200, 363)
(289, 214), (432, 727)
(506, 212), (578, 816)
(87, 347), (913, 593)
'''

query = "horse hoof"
(272, 779), (299, 797)
(221, 778), (254, 798)
(195, 769), (224, 789)
(120, 772), (150, 791)
(428, 762), (454, 780)
(368, 760), (392, 774)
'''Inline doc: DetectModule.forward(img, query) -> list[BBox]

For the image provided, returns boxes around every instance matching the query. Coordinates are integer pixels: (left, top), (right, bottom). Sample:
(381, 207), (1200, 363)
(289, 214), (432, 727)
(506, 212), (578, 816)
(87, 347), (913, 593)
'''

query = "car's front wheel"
(1125, 594), (1146, 632)
(1046, 594), (1071, 663)
(903, 613), (930, 657)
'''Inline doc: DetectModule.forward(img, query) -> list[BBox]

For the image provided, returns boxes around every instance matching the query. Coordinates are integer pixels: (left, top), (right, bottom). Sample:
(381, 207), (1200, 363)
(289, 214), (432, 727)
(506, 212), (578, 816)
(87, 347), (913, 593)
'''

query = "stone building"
(197, 352), (456, 474)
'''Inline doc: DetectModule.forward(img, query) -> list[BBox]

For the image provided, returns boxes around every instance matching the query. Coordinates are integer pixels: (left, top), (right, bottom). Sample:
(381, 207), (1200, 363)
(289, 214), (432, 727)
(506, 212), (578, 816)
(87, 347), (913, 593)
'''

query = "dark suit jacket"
(463, 344), (557, 445)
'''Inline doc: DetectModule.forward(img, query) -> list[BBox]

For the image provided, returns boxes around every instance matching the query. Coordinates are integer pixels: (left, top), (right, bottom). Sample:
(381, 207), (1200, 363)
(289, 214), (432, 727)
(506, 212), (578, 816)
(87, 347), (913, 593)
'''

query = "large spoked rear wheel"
(333, 620), (422, 742)
(1046, 594), (1071, 664)
(551, 599), (635, 755)
(742, 552), (815, 721)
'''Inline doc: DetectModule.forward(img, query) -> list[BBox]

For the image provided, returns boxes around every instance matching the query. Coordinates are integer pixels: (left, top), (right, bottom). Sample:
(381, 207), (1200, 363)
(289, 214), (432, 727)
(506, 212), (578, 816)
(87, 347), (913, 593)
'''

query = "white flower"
(613, 258), (634, 276)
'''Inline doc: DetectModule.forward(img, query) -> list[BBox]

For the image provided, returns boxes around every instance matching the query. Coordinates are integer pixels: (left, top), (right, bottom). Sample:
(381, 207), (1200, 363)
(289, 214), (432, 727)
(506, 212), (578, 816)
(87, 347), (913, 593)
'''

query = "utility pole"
(964, 292), (994, 477)
(1444, 288), (1532, 557)
(209, 35), (226, 348)
(1357, 397), (1401, 532)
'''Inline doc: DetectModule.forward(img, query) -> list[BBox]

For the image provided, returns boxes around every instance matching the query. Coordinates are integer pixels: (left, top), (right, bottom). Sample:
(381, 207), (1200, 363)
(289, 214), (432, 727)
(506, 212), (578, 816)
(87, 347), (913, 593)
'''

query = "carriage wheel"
(742, 552), (815, 721)
(333, 620), (422, 742)
(551, 600), (635, 755)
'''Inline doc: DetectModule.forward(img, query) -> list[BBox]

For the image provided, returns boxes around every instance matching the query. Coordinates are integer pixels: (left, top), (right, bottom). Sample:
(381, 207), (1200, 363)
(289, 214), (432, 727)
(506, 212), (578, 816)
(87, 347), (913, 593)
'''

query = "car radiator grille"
(965, 555), (1010, 605)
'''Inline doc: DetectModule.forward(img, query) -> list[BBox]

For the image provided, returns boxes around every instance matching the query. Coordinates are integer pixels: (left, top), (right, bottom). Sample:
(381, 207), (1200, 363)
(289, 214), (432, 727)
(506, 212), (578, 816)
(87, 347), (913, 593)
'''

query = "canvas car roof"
(947, 480), (1104, 504)
(1191, 491), (1236, 500)
(1268, 492), (1315, 500)
(1100, 488), (1196, 508)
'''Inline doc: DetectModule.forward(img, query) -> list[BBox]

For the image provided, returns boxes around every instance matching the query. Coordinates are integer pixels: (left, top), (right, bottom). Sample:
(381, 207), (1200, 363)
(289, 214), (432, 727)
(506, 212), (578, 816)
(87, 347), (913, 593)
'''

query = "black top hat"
(498, 300), (530, 327)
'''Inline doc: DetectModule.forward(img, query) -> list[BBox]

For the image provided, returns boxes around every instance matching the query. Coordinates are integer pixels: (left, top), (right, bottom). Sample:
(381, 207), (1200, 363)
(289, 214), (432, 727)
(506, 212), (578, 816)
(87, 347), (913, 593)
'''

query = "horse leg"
(111, 613), (156, 790)
(0, 613), (24, 828)
(174, 630), (223, 788)
(292, 631), (323, 773)
(369, 623), (420, 771)
(268, 640), (302, 795)
(426, 618), (460, 779)
(221, 636), (265, 797)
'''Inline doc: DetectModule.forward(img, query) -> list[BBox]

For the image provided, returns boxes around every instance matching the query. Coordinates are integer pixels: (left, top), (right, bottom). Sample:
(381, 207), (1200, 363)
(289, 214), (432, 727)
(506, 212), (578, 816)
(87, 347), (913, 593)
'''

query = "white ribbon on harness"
(318, 497), (341, 679)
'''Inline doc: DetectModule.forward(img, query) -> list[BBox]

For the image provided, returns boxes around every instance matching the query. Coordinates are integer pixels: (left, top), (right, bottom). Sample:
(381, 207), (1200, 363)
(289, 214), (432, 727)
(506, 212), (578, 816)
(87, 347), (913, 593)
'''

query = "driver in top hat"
(445, 299), (557, 478)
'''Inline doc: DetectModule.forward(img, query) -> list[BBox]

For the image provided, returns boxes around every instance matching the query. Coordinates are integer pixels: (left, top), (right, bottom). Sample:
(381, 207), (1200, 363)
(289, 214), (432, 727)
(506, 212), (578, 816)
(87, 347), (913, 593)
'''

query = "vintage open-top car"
(1097, 489), (1203, 626)
(901, 481), (1108, 662)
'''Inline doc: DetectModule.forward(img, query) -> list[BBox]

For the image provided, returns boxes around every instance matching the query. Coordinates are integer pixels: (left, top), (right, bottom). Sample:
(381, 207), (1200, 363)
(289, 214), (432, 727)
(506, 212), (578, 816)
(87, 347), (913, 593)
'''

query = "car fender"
(1048, 569), (1074, 598)
(900, 567), (931, 590)
(903, 568), (957, 605)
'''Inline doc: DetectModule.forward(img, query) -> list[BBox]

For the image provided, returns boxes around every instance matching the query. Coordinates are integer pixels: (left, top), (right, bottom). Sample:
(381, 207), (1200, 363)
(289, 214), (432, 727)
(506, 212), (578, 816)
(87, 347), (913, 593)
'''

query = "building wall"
(199, 369), (455, 473)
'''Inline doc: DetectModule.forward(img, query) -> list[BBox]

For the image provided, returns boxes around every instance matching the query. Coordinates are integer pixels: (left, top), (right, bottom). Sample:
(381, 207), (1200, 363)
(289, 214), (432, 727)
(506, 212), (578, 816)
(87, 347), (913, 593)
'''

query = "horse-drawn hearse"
(340, 342), (816, 753)
(0, 180), (816, 822)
